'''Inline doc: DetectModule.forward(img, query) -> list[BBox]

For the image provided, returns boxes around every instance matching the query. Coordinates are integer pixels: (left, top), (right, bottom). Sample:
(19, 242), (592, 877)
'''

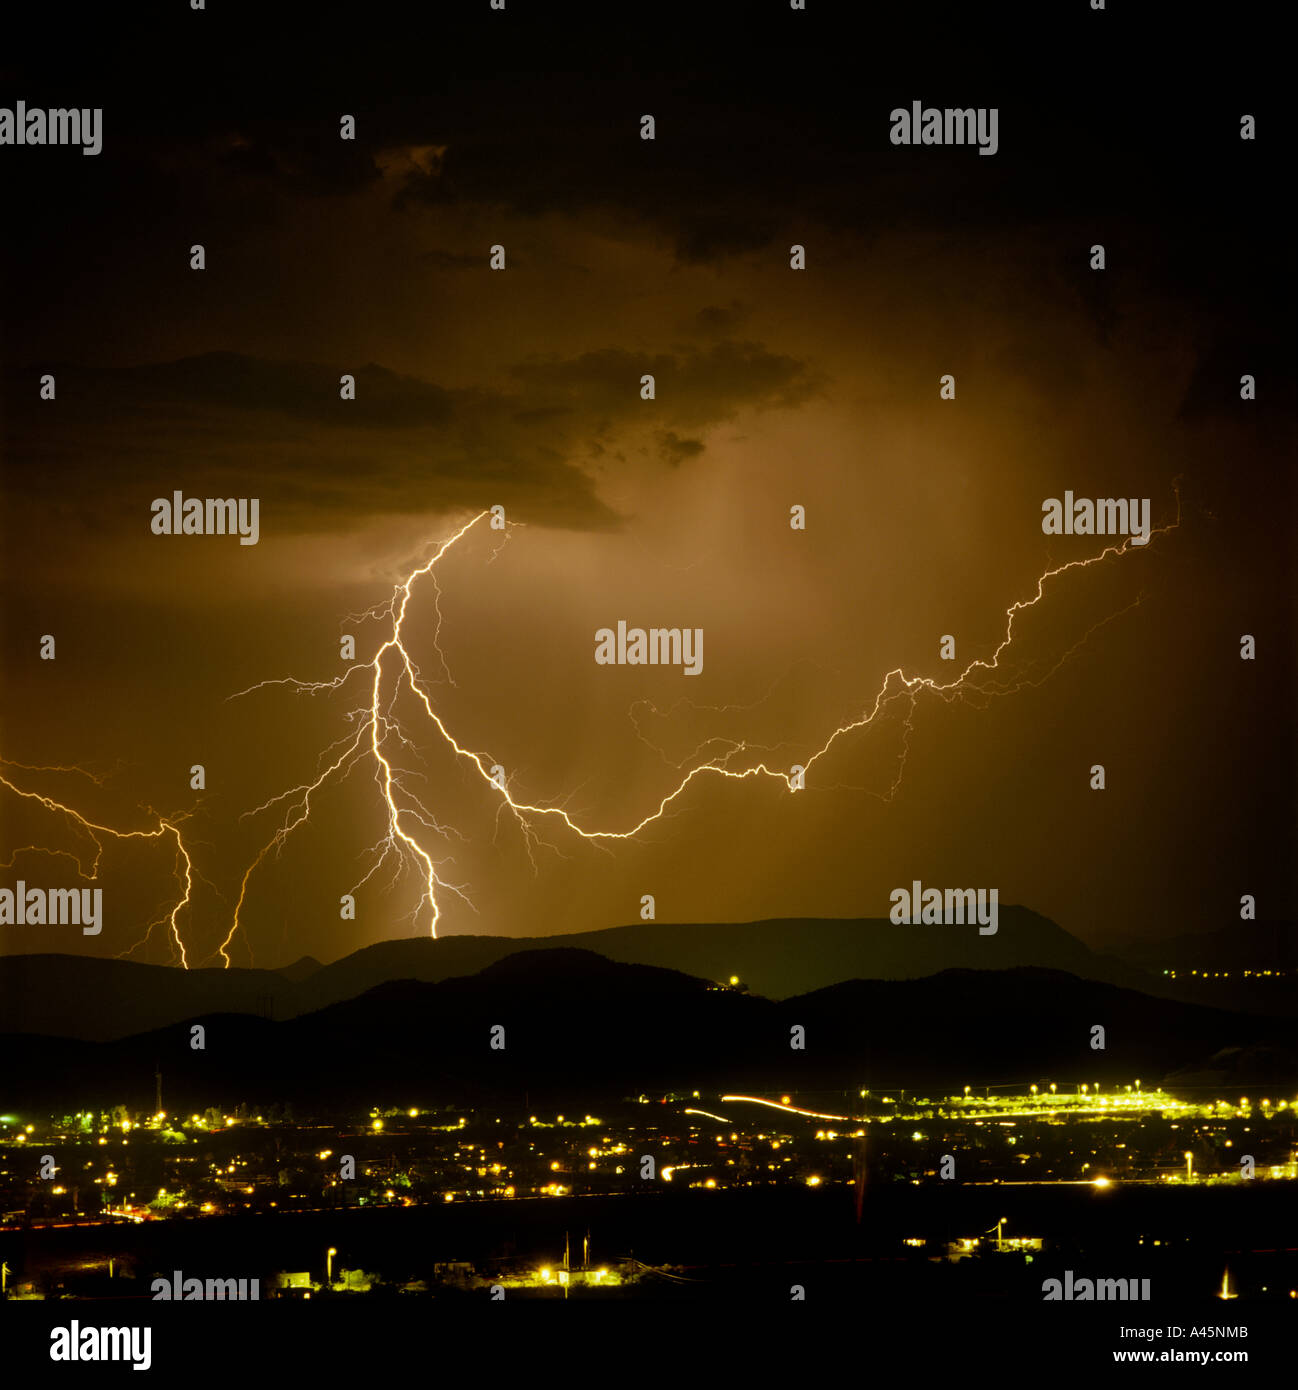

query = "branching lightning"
(0, 761), (196, 967)
(2, 488), (1180, 968)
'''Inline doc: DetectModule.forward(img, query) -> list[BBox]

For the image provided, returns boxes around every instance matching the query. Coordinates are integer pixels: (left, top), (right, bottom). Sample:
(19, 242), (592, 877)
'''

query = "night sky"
(1, 2), (1292, 968)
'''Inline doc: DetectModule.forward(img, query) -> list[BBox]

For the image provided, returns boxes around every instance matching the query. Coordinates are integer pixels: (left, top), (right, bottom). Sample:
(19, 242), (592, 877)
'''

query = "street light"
(327, 1247), (337, 1284)
(988, 1217), (1008, 1252)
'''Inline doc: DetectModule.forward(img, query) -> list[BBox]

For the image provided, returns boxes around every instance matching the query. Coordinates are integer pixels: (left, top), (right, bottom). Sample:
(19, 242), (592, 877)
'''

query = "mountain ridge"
(0, 908), (1188, 1042)
(2, 956), (1293, 1113)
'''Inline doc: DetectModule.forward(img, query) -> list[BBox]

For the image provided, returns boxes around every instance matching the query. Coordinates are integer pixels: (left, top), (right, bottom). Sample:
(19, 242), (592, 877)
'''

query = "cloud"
(657, 431), (705, 466)
(692, 302), (749, 336)
(419, 248), (490, 270)
(508, 340), (821, 427)
(2, 338), (818, 539)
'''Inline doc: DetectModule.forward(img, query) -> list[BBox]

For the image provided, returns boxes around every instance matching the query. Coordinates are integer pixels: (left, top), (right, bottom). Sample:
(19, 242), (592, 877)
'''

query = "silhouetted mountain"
(0, 954), (283, 1041)
(1103, 921), (1298, 1016)
(0, 908), (1163, 1041)
(2, 952), (1292, 1114)
(1108, 921), (1297, 971)
(788, 970), (1298, 1089)
(274, 955), (323, 983)
(1165, 1044), (1298, 1091)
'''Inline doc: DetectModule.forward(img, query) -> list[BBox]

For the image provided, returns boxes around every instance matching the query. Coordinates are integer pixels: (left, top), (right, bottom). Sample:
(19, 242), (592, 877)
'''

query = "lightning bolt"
(217, 487), (1180, 963)
(0, 490), (1179, 967)
(0, 761), (196, 967)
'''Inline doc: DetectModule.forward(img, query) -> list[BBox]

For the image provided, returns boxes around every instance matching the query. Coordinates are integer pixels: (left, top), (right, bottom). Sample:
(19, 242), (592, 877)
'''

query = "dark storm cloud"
(1, 1), (1286, 390)
(1175, 334), (1296, 422)
(508, 342), (821, 427)
(200, 124), (383, 200)
(419, 248), (490, 270)
(692, 303), (750, 337)
(2, 337), (817, 534)
(657, 431), (705, 467)
(3, 0), (1286, 286)
(381, 91), (846, 265)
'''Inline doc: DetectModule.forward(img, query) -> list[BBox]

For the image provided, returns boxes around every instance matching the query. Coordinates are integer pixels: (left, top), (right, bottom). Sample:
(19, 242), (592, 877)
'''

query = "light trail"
(720, 1095), (850, 1121)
